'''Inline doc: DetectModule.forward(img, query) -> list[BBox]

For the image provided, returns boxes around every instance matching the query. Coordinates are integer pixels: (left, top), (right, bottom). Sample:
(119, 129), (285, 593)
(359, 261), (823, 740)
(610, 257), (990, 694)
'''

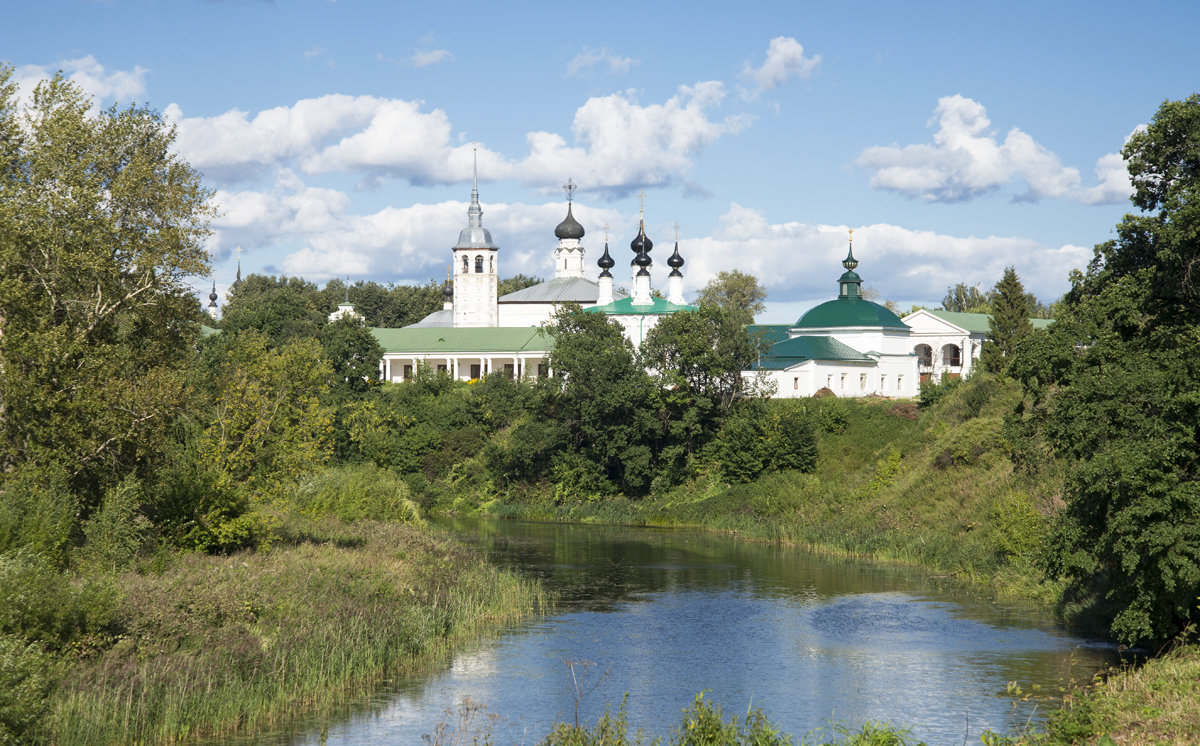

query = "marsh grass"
(43, 516), (552, 744)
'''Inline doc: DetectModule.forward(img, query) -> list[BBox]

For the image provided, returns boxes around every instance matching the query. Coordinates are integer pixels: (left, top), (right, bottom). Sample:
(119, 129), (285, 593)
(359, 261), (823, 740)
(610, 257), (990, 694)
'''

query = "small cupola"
(838, 229), (863, 300)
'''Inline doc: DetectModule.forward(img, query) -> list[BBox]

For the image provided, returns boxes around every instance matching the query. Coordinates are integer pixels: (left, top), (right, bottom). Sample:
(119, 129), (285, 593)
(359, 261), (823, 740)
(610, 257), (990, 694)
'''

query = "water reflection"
(288, 518), (1116, 745)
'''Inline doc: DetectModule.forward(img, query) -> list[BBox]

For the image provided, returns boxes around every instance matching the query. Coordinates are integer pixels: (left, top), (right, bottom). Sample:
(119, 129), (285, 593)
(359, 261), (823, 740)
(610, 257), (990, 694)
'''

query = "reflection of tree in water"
(434, 517), (1080, 632)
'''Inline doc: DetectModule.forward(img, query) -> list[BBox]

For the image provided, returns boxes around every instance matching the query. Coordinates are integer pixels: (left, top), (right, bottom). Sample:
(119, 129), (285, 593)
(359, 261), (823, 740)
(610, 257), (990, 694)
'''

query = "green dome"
(794, 297), (908, 329)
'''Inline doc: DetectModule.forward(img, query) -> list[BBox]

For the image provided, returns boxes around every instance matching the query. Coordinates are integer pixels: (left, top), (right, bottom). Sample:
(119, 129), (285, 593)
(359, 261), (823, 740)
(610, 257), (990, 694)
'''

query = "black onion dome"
(667, 241), (684, 268)
(554, 203), (585, 240)
(208, 282), (218, 302)
(597, 242), (615, 269)
(442, 279), (454, 300)
(629, 222), (653, 255)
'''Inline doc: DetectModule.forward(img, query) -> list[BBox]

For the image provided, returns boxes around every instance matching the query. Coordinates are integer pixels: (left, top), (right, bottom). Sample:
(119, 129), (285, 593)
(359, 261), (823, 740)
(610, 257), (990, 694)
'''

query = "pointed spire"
(232, 246), (243, 289)
(468, 143), (482, 226)
(208, 279), (218, 305)
(453, 144), (498, 249)
(344, 276), (350, 305)
(842, 228), (858, 271)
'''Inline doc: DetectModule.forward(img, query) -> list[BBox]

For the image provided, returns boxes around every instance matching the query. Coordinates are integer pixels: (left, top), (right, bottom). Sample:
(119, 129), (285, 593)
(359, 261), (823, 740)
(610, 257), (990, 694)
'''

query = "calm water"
(287, 518), (1117, 744)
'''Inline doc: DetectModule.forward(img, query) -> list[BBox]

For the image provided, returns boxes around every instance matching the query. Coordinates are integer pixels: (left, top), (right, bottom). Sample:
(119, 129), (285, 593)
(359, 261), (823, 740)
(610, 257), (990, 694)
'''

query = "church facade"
(373, 164), (694, 382)
(747, 235), (919, 399)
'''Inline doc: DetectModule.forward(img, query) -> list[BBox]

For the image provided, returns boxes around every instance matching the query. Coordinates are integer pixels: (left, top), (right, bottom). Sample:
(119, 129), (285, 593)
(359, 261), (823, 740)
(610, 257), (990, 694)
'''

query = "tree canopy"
(695, 270), (767, 325)
(1011, 94), (1200, 645)
(980, 267), (1033, 374)
(0, 65), (213, 500)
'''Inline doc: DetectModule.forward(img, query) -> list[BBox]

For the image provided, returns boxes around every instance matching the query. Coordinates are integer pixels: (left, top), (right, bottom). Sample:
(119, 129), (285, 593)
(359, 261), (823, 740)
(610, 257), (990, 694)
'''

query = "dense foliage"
(1010, 94), (1200, 645)
(980, 267), (1034, 374)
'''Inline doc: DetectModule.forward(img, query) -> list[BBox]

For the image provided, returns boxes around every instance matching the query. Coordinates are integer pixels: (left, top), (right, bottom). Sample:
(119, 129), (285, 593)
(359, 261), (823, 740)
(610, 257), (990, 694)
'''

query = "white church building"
(746, 234), (919, 399)
(373, 165), (694, 382)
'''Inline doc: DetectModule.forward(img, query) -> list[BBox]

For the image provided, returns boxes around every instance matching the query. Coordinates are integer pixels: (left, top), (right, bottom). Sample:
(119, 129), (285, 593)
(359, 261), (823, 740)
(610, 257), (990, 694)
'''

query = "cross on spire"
(637, 191), (645, 219)
(674, 222), (680, 241)
(563, 178), (576, 204)
(603, 223), (609, 243)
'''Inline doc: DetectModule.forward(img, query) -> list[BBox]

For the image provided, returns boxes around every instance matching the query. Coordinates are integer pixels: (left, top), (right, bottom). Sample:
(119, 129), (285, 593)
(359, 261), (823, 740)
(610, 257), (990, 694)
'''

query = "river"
(290, 518), (1117, 744)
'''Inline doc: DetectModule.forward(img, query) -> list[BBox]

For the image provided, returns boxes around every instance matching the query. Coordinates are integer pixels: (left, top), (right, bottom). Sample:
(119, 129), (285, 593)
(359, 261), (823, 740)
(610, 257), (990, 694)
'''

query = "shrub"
(931, 417), (1005, 469)
(293, 464), (422, 524)
(0, 633), (58, 745)
(78, 477), (152, 575)
(0, 465), (80, 567)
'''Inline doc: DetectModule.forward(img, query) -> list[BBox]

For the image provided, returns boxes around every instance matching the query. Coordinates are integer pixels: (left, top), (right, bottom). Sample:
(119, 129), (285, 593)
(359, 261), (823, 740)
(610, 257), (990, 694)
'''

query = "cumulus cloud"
(12, 55), (148, 108)
(206, 172), (627, 283)
(517, 81), (752, 195)
(678, 204), (1089, 314)
(857, 95), (1131, 205)
(566, 47), (638, 76)
(740, 37), (820, 96)
(169, 82), (749, 194)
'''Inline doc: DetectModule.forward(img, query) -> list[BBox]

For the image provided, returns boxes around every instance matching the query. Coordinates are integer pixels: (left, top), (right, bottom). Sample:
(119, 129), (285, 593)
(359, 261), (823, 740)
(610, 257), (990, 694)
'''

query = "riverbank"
(1027, 642), (1200, 745)
(434, 375), (1060, 605)
(25, 514), (551, 744)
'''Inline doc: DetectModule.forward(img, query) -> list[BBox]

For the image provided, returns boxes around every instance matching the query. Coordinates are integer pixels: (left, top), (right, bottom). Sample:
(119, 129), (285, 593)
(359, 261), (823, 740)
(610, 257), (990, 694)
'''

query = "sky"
(5, 0), (1199, 322)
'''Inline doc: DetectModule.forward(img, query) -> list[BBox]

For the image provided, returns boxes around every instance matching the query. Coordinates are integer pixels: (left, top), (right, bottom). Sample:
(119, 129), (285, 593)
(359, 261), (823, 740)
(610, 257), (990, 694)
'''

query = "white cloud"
(170, 83), (749, 194)
(678, 204), (1088, 312)
(517, 82), (752, 194)
(566, 47), (638, 76)
(12, 55), (148, 108)
(411, 49), (453, 68)
(740, 37), (820, 96)
(857, 94), (1131, 205)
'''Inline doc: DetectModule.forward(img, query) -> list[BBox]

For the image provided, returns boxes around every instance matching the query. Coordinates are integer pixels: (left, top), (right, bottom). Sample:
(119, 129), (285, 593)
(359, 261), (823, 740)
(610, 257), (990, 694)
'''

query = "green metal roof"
(583, 296), (697, 316)
(371, 326), (553, 354)
(746, 324), (791, 346)
(200, 324), (221, 337)
(926, 309), (1054, 334)
(751, 335), (874, 370)
(794, 297), (908, 330)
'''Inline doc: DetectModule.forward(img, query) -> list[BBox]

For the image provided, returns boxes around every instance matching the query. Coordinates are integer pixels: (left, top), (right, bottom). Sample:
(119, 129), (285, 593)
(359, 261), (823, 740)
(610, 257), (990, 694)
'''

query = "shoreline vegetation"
(26, 513), (552, 744)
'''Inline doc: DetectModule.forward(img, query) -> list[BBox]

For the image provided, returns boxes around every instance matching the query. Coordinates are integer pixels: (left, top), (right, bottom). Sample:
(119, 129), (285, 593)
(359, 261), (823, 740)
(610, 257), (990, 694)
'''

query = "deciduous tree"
(695, 270), (767, 325)
(0, 66), (213, 501)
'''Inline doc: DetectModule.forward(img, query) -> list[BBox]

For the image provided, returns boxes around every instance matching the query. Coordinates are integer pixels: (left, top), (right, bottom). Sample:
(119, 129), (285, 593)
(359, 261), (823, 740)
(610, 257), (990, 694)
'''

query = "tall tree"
(221, 274), (325, 346)
(1011, 94), (1200, 645)
(0, 66), (212, 500)
(695, 270), (766, 325)
(980, 267), (1033, 374)
(940, 283), (991, 313)
(542, 305), (657, 494)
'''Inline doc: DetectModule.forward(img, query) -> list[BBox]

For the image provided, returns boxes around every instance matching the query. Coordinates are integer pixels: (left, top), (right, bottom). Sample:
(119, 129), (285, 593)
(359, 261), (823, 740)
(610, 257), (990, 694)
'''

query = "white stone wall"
(452, 250), (498, 327)
(749, 355), (918, 400)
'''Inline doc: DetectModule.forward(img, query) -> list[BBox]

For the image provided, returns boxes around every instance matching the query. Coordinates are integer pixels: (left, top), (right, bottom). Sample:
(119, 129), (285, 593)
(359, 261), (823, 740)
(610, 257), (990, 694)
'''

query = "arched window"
(462, 255), (468, 272)
(942, 344), (962, 367)
(474, 255), (484, 273)
(915, 344), (933, 367)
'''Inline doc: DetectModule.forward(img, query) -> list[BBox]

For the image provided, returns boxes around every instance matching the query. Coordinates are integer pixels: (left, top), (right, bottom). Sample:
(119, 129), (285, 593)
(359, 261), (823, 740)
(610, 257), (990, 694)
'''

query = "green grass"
(41, 515), (552, 744)
(1028, 643), (1200, 745)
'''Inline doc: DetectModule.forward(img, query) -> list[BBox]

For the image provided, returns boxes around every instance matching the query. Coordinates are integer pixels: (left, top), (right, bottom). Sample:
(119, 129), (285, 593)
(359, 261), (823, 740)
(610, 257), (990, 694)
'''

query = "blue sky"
(6, 0), (1199, 322)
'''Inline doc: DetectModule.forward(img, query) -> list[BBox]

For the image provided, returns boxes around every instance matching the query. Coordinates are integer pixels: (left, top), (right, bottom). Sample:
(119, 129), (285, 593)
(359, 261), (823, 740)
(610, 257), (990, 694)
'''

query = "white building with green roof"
(902, 308), (1053, 383)
(746, 236), (919, 399)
